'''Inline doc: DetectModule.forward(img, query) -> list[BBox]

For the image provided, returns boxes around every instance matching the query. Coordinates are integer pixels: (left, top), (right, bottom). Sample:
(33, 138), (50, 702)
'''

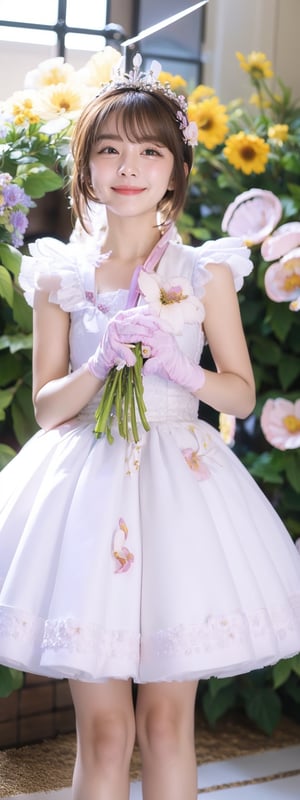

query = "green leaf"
(0, 265), (14, 307)
(282, 673), (300, 703)
(11, 383), (38, 445)
(286, 182), (300, 204)
(252, 338), (281, 365)
(267, 302), (294, 342)
(278, 356), (300, 390)
(0, 666), (24, 697)
(244, 451), (284, 484)
(0, 352), (24, 385)
(0, 243), (22, 274)
(202, 683), (237, 727)
(208, 676), (235, 698)
(282, 152), (300, 174)
(240, 301), (261, 326)
(272, 659), (292, 689)
(0, 388), (14, 420)
(284, 452), (300, 493)
(290, 654), (300, 677)
(13, 291), (33, 333)
(245, 688), (282, 735)
(21, 166), (63, 198)
(0, 444), (16, 469)
(0, 333), (33, 353)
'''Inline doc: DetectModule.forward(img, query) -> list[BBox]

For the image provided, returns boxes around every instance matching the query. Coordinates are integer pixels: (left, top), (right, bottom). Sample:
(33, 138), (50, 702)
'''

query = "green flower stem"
(133, 347), (150, 432)
(122, 366), (130, 441)
(128, 367), (139, 443)
(94, 368), (120, 437)
(115, 368), (125, 438)
(93, 342), (150, 444)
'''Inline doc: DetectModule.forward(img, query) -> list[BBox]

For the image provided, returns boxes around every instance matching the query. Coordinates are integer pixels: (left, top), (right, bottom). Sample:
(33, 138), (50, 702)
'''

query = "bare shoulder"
(203, 261), (238, 310)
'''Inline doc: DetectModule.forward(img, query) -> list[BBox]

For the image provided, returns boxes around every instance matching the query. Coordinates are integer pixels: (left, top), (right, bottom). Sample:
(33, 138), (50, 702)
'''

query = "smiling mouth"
(112, 187), (146, 195)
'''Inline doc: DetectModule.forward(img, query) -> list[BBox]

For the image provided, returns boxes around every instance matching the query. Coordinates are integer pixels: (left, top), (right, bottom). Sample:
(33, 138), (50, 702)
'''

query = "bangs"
(93, 90), (178, 151)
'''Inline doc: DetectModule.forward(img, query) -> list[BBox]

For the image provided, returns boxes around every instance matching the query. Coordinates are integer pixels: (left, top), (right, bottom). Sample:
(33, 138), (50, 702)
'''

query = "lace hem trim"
(0, 602), (299, 663)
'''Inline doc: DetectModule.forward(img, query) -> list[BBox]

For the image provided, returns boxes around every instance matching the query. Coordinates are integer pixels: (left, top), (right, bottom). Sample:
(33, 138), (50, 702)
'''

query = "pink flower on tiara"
(176, 110), (198, 147)
(183, 121), (198, 147)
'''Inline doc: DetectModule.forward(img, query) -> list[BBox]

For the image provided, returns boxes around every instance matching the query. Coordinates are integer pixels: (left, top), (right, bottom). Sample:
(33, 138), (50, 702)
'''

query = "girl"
(1, 58), (300, 800)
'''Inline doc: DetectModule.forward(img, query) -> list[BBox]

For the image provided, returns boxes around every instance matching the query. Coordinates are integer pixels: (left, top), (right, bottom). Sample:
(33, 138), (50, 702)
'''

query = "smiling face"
(88, 115), (175, 222)
(71, 87), (193, 232)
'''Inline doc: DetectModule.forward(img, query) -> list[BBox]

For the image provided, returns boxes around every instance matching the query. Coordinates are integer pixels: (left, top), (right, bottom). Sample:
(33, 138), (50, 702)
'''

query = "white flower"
(138, 271), (204, 334)
(24, 57), (76, 89)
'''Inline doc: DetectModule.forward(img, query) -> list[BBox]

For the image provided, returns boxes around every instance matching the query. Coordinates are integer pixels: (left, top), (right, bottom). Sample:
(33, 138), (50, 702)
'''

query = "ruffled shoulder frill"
(19, 236), (98, 311)
(192, 236), (253, 296)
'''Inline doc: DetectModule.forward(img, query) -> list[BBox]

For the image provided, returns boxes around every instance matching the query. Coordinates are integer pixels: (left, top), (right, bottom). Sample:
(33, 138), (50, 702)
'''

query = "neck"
(100, 212), (165, 263)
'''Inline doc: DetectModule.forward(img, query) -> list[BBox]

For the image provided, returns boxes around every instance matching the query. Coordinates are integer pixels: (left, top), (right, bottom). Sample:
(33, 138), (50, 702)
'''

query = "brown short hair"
(71, 87), (194, 232)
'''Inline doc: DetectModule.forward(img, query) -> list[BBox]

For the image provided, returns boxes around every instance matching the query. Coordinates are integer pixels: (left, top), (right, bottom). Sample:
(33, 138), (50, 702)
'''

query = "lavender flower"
(0, 172), (34, 249)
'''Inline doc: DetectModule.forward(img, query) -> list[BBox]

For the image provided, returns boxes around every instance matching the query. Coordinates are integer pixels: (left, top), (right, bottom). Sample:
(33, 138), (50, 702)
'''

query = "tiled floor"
(1, 745), (300, 799)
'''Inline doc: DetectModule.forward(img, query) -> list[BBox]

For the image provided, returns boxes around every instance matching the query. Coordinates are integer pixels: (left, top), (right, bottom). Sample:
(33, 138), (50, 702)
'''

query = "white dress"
(0, 231), (300, 684)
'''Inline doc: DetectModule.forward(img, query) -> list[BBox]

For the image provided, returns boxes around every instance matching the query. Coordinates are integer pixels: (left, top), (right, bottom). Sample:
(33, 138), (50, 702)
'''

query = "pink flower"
(182, 448), (211, 480)
(112, 517), (134, 573)
(261, 221), (300, 261)
(264, 248), (300, 311)
(221, 189), (282, 245)
(261, 398), (300, 450)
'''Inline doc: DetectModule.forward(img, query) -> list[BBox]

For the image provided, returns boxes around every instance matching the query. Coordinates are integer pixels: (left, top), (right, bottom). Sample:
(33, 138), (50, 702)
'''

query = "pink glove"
(88, 307), (159, 380)
(142, 327), (205, 393)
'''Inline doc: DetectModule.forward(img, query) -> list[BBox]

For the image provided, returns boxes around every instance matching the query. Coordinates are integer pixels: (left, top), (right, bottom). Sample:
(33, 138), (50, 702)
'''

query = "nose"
(117, 154), (138, 177)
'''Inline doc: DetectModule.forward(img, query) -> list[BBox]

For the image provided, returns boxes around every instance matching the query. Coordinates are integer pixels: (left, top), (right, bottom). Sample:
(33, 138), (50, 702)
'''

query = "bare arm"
(196, 263), (256, 419)
(32, 289), (102, 430)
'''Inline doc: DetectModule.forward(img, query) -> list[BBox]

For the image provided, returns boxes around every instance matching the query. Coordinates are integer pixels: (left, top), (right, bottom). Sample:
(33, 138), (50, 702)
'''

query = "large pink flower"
(261, 221), (300, 261)
(261, 398), (300, 450)
(221, 188), (282, 245)
(264, 248), (300, 311)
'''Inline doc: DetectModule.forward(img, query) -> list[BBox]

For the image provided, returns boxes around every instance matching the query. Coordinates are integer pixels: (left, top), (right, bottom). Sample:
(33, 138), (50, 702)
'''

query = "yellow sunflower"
(268, 124), (289, 144)
(188, 97), (228, 150)
(249, 92), (271, 110)
(223, 132), (270, 174)
(236, 51), (273, 80)
(188, 84), (216, 103)
(159, 71), (187, 93)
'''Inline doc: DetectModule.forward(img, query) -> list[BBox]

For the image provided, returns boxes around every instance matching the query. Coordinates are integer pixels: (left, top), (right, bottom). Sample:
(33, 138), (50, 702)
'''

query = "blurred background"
(1, 0), (300, 103)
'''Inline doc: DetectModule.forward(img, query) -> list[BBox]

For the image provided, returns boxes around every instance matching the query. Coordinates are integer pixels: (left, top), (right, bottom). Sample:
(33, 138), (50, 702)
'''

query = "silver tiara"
(97, 53), (198, 148)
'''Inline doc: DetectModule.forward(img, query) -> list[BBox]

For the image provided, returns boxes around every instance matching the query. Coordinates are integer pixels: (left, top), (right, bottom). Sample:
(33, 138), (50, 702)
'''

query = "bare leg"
(136, 680), (198, 800)
(69, 678), (136, 800)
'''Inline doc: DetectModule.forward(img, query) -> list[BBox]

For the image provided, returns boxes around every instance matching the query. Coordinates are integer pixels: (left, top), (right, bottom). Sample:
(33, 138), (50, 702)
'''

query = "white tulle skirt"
(1, 409), (300, 683)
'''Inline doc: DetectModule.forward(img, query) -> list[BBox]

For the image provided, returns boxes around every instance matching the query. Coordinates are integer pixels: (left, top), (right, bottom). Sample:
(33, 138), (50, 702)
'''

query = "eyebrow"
(95, 133), (166, 146)
(95, 134), (122, 141)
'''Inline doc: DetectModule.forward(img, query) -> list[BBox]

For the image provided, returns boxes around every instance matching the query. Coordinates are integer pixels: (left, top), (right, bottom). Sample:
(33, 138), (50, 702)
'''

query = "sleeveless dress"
(0, 231), (300, 684)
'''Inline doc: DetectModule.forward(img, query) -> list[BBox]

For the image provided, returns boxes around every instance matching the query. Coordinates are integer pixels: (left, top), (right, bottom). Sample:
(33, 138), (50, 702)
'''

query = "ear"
(183, 161), (189, 178)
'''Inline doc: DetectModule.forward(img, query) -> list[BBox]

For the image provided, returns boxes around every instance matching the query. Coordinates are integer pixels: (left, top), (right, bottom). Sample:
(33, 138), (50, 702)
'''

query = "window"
(0, 0), (112, 53)
(135, 0), (206, 85)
